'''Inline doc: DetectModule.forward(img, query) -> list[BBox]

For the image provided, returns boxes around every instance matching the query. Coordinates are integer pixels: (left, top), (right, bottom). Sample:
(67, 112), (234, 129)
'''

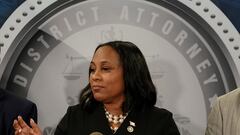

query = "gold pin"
(127, 126), (134, 132)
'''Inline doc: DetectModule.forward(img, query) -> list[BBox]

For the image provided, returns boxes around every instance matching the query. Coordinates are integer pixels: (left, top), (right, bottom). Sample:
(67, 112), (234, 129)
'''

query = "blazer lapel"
(115, 110), (139, 135)
(86, 105), (113, 135)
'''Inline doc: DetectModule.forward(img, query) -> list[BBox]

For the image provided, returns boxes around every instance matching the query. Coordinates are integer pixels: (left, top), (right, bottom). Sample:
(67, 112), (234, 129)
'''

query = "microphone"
(89, 131), (104, 135)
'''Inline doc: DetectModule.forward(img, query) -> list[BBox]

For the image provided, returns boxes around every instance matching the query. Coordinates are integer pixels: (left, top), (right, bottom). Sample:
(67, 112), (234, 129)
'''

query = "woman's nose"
(91, 70), (101, 81)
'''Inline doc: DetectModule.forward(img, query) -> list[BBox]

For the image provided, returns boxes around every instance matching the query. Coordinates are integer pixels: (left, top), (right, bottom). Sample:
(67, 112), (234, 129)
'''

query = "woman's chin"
(93, 95), (105, 102)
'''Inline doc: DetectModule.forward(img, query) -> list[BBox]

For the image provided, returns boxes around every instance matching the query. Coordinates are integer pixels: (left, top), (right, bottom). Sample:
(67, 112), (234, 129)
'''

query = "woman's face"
(90, 46), (125, 104)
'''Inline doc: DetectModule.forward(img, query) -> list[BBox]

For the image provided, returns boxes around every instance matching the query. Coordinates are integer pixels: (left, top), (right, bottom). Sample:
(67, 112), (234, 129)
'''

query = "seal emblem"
(0, 0), (239, 134)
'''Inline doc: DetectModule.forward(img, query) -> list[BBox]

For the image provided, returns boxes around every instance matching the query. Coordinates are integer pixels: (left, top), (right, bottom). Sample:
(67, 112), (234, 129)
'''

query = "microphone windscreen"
(89, 131), (104, 135)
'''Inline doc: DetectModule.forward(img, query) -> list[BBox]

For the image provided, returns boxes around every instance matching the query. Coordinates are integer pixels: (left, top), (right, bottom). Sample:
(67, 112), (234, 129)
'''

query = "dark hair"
(79, 41), (157, 113)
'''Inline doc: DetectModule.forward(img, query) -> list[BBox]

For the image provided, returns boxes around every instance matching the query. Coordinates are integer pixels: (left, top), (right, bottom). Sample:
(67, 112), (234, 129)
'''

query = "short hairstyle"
(79, 41), (157, 113)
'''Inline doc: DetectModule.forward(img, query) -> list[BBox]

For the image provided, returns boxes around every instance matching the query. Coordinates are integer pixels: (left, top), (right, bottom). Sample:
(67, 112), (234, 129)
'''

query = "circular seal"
(0, 0), (240, 135)
(127, 126), (134, 133)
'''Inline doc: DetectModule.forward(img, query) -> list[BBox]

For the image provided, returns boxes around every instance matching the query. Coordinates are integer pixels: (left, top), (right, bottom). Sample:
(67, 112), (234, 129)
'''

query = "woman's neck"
(104, 103), (123, 115)
(103, 95), (125, 115)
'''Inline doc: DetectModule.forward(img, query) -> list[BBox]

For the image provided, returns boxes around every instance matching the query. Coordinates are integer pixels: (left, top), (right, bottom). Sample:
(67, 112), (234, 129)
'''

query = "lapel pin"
(127, 126), (134, 133)
(129, 121), (136, 127)
(127, 121), (136, 133)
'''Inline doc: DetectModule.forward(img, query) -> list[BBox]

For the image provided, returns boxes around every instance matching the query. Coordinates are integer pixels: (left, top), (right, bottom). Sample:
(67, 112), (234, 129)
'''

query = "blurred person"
(205, 87), (240, 135)
(0, 88), (37, 135)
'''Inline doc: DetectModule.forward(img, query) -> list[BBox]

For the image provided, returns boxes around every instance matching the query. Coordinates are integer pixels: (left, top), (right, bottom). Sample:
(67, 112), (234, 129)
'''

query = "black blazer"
(55, 104), (180, 135)
(0, 89), (37, 135)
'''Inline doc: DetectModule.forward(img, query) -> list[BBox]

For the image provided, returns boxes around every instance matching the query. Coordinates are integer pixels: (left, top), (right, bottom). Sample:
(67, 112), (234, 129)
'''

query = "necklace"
(104, 108), (128, 133)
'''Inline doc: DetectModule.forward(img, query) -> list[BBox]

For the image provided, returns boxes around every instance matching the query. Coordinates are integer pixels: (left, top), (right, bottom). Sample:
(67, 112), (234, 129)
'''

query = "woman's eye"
(102, 67), (110, 71)
(89, 68), (95, 72)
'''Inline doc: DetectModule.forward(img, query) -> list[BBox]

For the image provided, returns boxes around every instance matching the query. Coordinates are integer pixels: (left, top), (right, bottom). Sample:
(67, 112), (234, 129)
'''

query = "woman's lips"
(92, 85), (104, 91)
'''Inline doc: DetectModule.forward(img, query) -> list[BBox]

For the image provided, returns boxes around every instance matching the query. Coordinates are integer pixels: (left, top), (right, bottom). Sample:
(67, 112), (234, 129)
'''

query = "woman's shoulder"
(61, 104), (86, 123)
(150, 106), (173, 116)
(141, 106), (173, 122)
(138, 106), (179, 134)
(67, 104), (83, 114)
(66, 103), (101, 116)
(68, 104), (81, 110)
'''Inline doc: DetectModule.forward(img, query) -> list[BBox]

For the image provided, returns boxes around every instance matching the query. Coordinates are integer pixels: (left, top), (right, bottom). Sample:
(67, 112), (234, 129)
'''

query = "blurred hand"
(13, 116), (42, 135)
